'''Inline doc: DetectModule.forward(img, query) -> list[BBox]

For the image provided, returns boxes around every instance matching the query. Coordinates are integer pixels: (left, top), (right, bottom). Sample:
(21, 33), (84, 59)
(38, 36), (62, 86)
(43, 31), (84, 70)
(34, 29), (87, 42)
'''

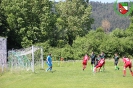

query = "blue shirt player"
(46, 54), (52, 72)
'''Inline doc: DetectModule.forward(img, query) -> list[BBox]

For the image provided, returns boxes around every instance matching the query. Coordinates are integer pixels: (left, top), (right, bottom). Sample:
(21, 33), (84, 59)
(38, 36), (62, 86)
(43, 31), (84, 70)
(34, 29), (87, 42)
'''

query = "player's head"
(49, 53), (51, 56)
(123, 56), (126, 58)
(85, 54), (88, 56)
(114, 53), (118, 56)
(101, 51), (104, 54)
(97, 54), (100, 57)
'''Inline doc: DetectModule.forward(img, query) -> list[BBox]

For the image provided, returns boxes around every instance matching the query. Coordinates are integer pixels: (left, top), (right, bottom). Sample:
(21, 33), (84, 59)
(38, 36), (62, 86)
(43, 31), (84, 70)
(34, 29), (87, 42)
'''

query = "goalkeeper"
(46, 54), (52, 72)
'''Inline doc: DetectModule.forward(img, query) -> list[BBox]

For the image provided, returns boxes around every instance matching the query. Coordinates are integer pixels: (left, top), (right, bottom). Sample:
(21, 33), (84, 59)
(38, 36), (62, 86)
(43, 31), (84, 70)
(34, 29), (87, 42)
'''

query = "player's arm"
(117, 57), (120, 65)
(122, 58), (126, 67)
(130, 59), (132, 67)
(46, 57), (49, 64)
(102, 64), (105, 71)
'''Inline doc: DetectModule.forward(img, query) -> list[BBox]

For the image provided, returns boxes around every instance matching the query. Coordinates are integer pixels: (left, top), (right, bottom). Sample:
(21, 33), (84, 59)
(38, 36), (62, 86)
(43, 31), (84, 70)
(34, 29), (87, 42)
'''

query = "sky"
(54, 0), (132, 3)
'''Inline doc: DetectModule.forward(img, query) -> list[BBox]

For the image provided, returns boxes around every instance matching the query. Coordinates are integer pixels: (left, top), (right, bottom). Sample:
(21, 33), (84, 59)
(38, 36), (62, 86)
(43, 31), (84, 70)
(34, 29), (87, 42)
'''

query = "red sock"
(130, 71), (133, 76)
(123, 70), (126, 76)
(94, 68), (97, 72)
(83, 65), (86, 69)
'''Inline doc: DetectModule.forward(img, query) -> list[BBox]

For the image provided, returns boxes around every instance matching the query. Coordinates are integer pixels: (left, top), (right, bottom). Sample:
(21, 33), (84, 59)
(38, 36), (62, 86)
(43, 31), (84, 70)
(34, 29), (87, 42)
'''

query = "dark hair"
(123, 56), (126, 58)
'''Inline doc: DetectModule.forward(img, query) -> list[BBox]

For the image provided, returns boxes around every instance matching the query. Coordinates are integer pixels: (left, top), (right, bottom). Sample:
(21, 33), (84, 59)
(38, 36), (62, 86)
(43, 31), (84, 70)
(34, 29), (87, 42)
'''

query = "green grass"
(0, 60), (133, 88)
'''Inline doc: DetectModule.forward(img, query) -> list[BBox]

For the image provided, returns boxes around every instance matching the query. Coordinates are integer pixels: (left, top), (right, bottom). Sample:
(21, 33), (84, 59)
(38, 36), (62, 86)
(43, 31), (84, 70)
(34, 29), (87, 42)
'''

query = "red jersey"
(83, 55), (89, 62)
(95, 59), (105, 68)
(123, 58), (131, 65)
(98, 59), (105, 65)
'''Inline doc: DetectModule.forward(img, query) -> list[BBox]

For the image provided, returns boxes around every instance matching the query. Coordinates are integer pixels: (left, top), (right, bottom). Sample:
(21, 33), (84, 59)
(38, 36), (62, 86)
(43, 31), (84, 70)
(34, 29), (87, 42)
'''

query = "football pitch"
(0, 60), (133, 88)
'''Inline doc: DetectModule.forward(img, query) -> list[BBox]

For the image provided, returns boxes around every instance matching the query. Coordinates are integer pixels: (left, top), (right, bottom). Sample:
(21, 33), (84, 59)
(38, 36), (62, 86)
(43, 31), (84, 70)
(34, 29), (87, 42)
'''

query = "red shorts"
(96, 63), (104, 68)
(124, 63), (132, 68)
(82, 61), (87, 65)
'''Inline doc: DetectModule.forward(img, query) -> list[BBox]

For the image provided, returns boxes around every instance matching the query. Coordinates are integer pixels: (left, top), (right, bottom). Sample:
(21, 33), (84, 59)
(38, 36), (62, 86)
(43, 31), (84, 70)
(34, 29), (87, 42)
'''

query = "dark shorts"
(124, 63), (132, 68)
(96, 63), (104, 68)
(82, 61), (87, 65)
(91, 61), (95, 65)
(114, 61), (118, 65)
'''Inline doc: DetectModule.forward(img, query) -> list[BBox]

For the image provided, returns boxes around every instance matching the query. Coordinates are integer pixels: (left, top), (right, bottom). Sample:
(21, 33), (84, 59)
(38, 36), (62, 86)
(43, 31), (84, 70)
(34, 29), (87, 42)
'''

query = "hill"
(90, 1), (130, 31)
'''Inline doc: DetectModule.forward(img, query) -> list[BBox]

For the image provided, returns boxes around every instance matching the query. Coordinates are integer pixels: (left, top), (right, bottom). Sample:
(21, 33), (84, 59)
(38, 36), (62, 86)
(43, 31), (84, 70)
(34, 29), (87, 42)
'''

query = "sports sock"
(130, 71), (133, 76)
(91, 65), (94, 71)
(115, 66), (117, 70)
(116, 66), (119, 70)
(94, 67), (96, 72)
(46, 68), (49, 71)
(50, 67), (52, 71)
(123, 70), (126, 76)
(83, 66), (86, 70)
(91, 65), (93, 70)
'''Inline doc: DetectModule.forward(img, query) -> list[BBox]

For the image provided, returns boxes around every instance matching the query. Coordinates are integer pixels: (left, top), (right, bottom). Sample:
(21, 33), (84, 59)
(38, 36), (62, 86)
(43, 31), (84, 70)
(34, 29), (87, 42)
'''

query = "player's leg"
(114, 61), (117, 70)
(82, 62), (84, 70)
(91, 61), (94, 71)
(116, 61), (119, 70)
(94, 65), (100, 73)
(129, 68), (133, 76)
(94, 62), (98, 72)
(102, 64), (105, 71)
(100, 63), (105, 72)
(46, 63), (49, 72)
(129, 65), (133, 76)
(92, 63), (95, 72)
(94, 67), (97, 72)
(50, 66), (52, 71)
(46, 63), (51, 72)
(123, 64), (127, 76)
(83, 63), (86, 70)
(46, 66), (50, 72)
(91, 61), (93, 70)
(49, 64), (52, 71)
(98, 67), (101, 72)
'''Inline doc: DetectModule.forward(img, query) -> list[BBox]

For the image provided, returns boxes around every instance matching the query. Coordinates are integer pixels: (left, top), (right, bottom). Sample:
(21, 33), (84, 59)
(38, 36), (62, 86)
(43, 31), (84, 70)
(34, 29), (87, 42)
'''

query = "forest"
(90, 1), (130, 31)
(0, 0), (133, 60)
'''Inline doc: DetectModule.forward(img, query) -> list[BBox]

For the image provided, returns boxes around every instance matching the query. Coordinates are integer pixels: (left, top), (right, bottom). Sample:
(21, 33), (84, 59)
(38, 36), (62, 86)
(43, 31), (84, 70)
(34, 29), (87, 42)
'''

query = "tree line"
(90, 1), (130, 31)
(0, 0), (133, 60)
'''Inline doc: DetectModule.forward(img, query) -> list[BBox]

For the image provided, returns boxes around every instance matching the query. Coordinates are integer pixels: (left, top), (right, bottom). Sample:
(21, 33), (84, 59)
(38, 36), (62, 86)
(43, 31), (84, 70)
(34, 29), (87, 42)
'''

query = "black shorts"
(114, 61), (118, 65)
(91, 61), (95, 65)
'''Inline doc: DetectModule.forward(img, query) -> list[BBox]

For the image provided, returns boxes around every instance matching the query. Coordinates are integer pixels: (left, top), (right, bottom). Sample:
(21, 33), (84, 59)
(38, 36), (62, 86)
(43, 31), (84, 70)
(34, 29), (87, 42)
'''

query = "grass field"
(0, 60), (133, 88)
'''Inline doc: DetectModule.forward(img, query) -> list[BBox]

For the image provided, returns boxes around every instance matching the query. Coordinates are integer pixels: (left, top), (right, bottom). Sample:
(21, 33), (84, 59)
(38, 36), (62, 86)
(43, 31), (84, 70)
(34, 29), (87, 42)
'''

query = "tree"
(90, 2), (130, 31)
(0, 0), (8, 37)
(2, 0), (56, 48)
(101, 19), (110, 33)
(111, 28), (125, 38)
(56, 0), (93, 46)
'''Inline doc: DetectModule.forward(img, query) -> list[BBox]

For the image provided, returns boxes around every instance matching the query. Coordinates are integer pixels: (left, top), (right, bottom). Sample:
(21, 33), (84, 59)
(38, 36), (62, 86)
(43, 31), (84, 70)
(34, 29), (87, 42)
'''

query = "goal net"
(8, 46), (43, 72)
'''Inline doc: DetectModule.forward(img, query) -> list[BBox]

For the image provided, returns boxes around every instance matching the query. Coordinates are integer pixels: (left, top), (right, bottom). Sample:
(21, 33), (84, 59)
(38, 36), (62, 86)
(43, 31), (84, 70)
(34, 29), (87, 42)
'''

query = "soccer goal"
(0, 37), (7, 73)
(8, 46), (43, 72)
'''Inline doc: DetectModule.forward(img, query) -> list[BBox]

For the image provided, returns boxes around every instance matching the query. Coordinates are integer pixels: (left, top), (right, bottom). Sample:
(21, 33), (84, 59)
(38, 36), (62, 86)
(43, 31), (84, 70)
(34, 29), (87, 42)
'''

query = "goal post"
(8, 46), (44, 73)
(0, 37), (7, 73)
(32, 45), (34, 72)
(41, 47), (44, 69)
